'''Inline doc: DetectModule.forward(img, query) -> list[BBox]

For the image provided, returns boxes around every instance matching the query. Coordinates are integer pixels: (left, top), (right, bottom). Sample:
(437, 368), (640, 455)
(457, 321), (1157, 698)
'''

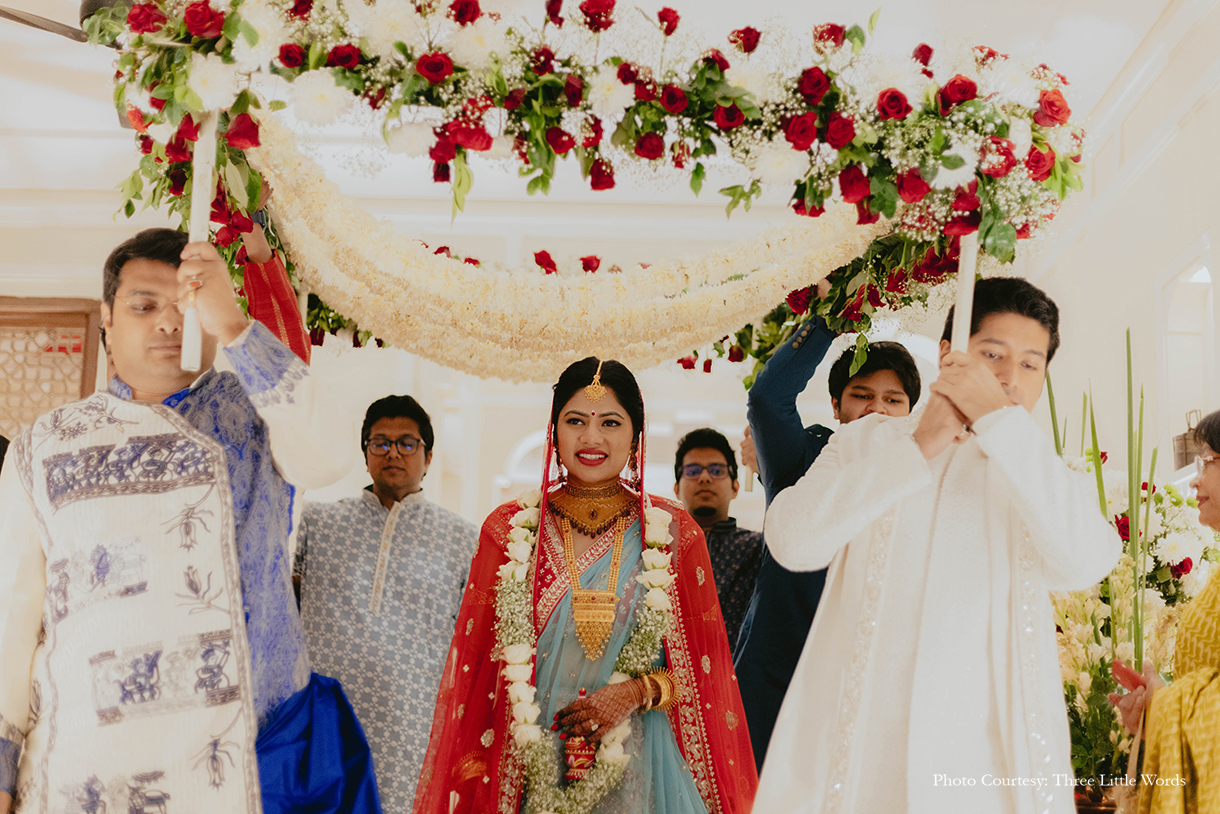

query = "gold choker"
(548, 482), (634, 537)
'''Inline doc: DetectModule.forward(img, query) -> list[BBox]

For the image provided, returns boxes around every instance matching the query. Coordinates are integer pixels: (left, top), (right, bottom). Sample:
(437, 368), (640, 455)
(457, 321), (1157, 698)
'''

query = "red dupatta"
(411, 494), (757, 814)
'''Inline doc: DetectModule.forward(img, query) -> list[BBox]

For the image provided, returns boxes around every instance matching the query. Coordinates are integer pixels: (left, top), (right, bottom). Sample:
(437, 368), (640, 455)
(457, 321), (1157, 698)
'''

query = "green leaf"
(269, 100), (287, 111)
(124, 199), (136, 218)
(223, 160), (249, 210)
(941, 153), (966, 170)
(690, 162), (706, 195)
(868, 177), (899, 219)
(222, 13), (241, 43)
(230, 90), (251, 117)
(849, 334), (869, 375)
(983, 222), (1017, 264)
(247, 167), (263, 212)
(307, 43), (326, 71)
(846, 25), (866, 54)
(183, 89), (204, 113)
(239, 19), (259, 47)
(451, 150), (473, 218)
(720, 184), (745, 217)
(868, 8), (881, 34)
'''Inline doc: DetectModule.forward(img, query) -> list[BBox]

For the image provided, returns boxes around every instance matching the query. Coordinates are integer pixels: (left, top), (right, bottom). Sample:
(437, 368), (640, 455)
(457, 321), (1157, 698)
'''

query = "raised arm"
(0, 437), (47, 805)
(972, 406), (1119, 589)
(763, 414), (932, 571)
(747, 316), (836, 504)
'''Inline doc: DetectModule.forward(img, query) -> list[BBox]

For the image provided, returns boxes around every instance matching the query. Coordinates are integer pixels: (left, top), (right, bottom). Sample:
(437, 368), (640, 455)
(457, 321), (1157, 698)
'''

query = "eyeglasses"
(1196, 454), (1218, 479)
(114, 295), (183, 317)
(366, 436), (424, 457)
(681, 463), (730, 480)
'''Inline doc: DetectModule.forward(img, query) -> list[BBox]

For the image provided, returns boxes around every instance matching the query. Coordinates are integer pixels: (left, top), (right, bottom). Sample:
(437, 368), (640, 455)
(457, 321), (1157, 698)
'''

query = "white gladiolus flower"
(753, 141), (810, 186)
(518, 488), (543, 509)
(641, 548), (672, 570)
(189, 52), (241, 111)
(507, 681), (536, 704)
(636, 569), (676, 590)
(1116, 640), (1135, 665)
(291, 70), (351, 126)
(512, 700), (541, 724)
(385, 120), (435, 156)
(587, 65), (635, 122)
(512, 507), (541, 529)
(1007, 116), (1033, 160)
(929, 145), (976, 190)
(503, 663), (533, 682)
(644, 587), (672, 611)
(512, 723), (542, 746)
(449, 17), (511, 70)
(506, 540), (532, 564)
(347, 0), (425, 61)
(724, 64), (777, 105)
(502, 643), (534, 664)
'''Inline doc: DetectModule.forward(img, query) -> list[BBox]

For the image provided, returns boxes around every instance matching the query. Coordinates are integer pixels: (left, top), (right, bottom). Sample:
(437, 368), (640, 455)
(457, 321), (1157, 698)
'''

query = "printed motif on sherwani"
(296, 488), (477, 813)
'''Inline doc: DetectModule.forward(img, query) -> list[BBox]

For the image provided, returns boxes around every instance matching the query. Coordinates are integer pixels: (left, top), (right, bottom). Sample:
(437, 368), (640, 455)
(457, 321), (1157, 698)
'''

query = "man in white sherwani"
(756, 278), (1119, 814)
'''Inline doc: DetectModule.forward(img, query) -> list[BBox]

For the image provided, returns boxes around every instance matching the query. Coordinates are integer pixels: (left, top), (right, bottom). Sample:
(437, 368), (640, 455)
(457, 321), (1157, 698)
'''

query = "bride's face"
(555, 388), (635, 486)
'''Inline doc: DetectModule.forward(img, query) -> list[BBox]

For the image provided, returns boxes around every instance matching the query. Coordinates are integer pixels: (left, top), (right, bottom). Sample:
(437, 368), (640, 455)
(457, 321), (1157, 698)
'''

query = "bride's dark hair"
(549, 357), (645, 445)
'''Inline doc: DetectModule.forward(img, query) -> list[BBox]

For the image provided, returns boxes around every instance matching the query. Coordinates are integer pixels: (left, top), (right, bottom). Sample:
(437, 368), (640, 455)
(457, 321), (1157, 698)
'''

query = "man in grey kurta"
(295, 395), (477, 811)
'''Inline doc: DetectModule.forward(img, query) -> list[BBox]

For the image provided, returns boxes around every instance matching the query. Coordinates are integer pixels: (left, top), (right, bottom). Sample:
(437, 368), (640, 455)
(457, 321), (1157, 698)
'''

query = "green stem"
(1047, 372), (1062, 457)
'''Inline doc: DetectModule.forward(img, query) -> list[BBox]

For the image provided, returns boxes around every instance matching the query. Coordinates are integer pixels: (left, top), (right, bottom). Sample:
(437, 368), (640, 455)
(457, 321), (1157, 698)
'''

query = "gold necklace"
(548, 481), (634, 537)
(560, 515), (629, 660)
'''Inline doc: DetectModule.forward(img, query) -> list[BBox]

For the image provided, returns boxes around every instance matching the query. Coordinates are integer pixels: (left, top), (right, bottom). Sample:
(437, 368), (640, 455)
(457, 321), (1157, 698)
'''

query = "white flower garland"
(494, 490), (676, 814)
(245, 115), (882, 382)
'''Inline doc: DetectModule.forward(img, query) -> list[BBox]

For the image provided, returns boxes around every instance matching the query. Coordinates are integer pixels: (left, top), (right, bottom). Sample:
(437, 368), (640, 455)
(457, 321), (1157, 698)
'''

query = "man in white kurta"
(755, 278), (1119, 814)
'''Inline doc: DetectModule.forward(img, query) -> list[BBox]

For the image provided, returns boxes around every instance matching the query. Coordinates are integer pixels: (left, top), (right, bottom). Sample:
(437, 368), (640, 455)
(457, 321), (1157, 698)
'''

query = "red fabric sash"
(243, 254), (310, 363)
(411, 495), (757, 814)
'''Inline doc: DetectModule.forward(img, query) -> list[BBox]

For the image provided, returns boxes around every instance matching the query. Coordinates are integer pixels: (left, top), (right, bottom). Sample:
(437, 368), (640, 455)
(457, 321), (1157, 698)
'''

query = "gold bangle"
(650, 669), (681, 712)
(639, 674), (655, 712)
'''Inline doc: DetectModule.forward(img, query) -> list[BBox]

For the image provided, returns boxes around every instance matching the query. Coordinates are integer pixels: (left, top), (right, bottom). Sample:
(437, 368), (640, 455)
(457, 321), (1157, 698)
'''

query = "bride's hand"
(555, 680), (647, 743)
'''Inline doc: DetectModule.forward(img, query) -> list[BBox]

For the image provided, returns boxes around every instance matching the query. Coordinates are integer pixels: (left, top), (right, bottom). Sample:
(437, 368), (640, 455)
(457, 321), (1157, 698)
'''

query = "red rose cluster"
(183, 1), (224, 38)
(127, 3), (166, 34)
(578, 0), (614, 32)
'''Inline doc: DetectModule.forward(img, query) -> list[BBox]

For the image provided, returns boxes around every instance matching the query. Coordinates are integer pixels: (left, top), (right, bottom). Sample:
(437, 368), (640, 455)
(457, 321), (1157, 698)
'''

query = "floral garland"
(495, 489), (675, 814)
(86, 1), (1086, 380)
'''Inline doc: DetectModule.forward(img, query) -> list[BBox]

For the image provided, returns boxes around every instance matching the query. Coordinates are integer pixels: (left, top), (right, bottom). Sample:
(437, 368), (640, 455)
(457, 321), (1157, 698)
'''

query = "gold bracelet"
(650, 669), (681, 712)
(639, 673), (656, 712)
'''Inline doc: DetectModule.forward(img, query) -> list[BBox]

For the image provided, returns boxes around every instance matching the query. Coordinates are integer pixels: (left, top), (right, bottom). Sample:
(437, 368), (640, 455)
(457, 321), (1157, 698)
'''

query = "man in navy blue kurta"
(735, 315), (921, 771)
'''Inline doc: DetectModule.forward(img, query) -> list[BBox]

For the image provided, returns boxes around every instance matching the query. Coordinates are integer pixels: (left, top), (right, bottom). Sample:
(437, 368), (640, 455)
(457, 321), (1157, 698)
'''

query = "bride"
(412, 357), (756, 813)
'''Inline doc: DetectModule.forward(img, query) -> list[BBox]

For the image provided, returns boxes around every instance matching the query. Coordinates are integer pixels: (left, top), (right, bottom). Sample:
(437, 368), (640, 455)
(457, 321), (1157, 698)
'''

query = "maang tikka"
(584, 360), (607, 402)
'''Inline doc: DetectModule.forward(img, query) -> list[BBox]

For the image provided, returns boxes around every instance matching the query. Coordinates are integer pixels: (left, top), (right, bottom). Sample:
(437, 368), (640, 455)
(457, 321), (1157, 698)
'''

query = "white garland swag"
(246, 115), (882, 382)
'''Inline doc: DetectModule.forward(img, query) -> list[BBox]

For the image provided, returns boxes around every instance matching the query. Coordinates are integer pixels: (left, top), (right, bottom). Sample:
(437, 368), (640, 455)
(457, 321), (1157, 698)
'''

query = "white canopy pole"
(950, 232), (980, 353)
(181, 110), (219, 373)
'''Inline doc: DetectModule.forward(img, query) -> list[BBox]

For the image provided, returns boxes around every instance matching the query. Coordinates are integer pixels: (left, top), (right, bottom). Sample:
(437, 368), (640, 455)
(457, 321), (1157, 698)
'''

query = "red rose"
(215, 226), (240, 247)
(546, 0), (563, 27)
(416, 52), (454, 84)
(534, 250), (558, 273)
(813, 23), (845, 49)
(980, 136), (1017, 177)
(885, 268), (909, 293)
(138, 134), (154, 154)
(657, 7), (679, 36)
(581, 255), (601, 272)
(327, 44), (361, 69)
(564, 74), (584, 105)
(616, 62), (637, 84)
(728, 345), (745, 363)
(127, 3), (166, 34)
(659, 85), (688, 114)
(429, 134), (456, 163)
(856, 199), (880, 225)
(503, 87), (527, 110)
(279, 43), (307, 68)
(210, 185), (230, 224)
(786, 287), (813, 315)
(578, 0), (614, 32)
(952, 180), (980, 211)
(1114, 515), (1130, 542)
(1034, 88), (1071, 127)
(876, 88), (912, 121)
(450, 0), (481, 25)
(546, 127), (576, 155)
(445, 121), (492, 151)
(911, 247), (953, 283)
(582, 116), (603, 148)
(944, 210), (982, 235)
(938, 74), (977, 115)
(713, 102), (744, 130)
(1015, 224), (1032, 240)
(896, 167), (931, 203)
(634, 132), (664, 160)
(703, 359), (713, 373)
(729, 27), (761, 54)
(1025, 144), (1055, 182)
(225, 113), (260, 149)
(671, 141), (691, 168)
(532, 47), (555, 75)
(824, 112), (855, 149)
(797, 66), (829, 106)
(1171, 557), (1193, 579)
(703, 49), (730, 72)
(433, 161), (451, 182)
(792, 200), (825, 218)
(183, 1), (225, 38)
(168, 169), (187, 197)
(149, 94), (166, 111)
(912, 43), (933, 66)
(289, 0), (313, 18)
(838, 165), (870, 204)
(177, 114), (199, 142)
(165, 136), (191, 163)
(229, 209), (254, 233)
(784, 112), (818, 150)
(678, 356), (696, 370)
(590, 158), (615, 190)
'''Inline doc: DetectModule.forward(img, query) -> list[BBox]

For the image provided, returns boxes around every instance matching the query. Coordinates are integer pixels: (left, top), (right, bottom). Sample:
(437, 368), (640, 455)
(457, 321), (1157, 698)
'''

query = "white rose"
(644, 587), (672, 611)
(290, 69), (351, 126)
(506, 540), (532, 564)
(507, 681), (537, 705)
(643, 507), (672, 544)
(512, 507), (541, 529)
(752, 140), (811, 186)
(636, 569), (676, 590)
(512, 723), (542, 746)
(188, 52), (241, 111)
(596, 740), (628, 765)
(485, 134), (514, 160)
(602, 720), (631, 744)
(507, 526), (533, 544)
(1007, 116), (1033, 160)
(385, 120), (435, 157)
(502, 643), (534, 665)
(503, 663), (533, 682)
(606, 671), (630, 685)
(518, 488), (543, 509)
(512, 700), (541, 724)
(641, 548), (672, 571)
(497, 562), (528, 582)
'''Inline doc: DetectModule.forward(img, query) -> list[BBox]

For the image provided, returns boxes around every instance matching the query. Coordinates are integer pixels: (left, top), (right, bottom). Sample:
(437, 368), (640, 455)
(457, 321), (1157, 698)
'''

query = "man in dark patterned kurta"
(672, 428), (762, 657)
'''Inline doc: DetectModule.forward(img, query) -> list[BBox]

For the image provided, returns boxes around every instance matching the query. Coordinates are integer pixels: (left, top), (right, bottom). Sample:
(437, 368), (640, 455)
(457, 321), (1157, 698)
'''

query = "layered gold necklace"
(548, 481), (635, 537)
